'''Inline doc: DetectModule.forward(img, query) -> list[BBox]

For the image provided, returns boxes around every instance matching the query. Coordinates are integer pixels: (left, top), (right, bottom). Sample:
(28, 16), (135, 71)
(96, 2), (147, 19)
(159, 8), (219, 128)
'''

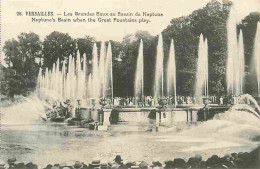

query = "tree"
(110, 40), (125, 97)
(3, 39), (21, 70)
(2, 32), (42, 97)
(77, 35), (96, 60)
(239, 12), (260, 95)
(115, 31), (156, 96)
(162, 0), (232, 95)
(3, 32), (42, 72)
(43, 31), (76, 69)
(163, 16), (198, 96)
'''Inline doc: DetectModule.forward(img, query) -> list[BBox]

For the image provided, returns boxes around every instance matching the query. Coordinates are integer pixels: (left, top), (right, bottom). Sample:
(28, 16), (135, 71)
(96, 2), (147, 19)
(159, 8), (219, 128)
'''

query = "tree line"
(1, 0), (259, 98)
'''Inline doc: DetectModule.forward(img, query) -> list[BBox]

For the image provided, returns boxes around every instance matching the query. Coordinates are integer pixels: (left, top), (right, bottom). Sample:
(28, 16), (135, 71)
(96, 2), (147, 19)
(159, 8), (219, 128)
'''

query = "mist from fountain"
(229, 94), (260, 119)
(135, 39), (144, 98)
(254, 22), (260, 96)
(167, 39), (177, 106)
(1, 96), (47, 125)
(154, 33), (164, 97)
(226, 8), (245, 96)
(195, 34), (208, 98)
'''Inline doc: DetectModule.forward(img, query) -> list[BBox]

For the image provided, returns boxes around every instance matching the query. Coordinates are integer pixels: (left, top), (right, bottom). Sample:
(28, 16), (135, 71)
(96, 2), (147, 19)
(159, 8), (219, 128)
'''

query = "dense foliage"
(1, 0), (260, 98)
(1, 32), (42, 97)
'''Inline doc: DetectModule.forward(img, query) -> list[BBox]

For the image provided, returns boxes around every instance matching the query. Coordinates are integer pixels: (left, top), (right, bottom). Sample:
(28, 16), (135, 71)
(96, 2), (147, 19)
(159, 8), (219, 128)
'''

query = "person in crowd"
(66, 99), (74, 118)
(71, 161), (83, 169)
(88, 159), (100, 169)
(0, 161), (5, 169)
(224, 95), (229, 105)
(138, 161), (148, 169)
(129, 99), (134, 106)
(192, 96), (197, 104)
(152, 159), (162, 168)
(60, 100), (69, 117)
(220, 96), (224, 105)
(177, 97), (182, 105)
(137, 96), (144, 107)
(148, 109), (157, 131)
(109, 109), (120, 124)
(7, 158), (16, 169)
(111, 155), (124, 169)
(3, 148), (260, 169)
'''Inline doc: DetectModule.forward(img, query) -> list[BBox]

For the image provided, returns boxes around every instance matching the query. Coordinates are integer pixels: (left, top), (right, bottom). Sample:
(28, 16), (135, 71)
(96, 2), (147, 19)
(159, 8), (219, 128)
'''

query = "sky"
(1, 0), (259, 65)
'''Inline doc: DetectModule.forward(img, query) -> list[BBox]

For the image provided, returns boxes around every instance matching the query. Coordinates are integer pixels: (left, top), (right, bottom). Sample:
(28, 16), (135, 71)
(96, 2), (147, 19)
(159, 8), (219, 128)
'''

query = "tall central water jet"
(105, 42), (113, 99)
(71, 57), (76, 99)
(92, 43), (100, 99)
(82, 54), (87, 99)
(254, 22), (260, 96)
(195, 34), (208, 98)
(154, 33), (164, 97)
(37, 67), (43, 97)
(226, 7), (245, 96)
(167, 39), (177, 105)
(135, 39), (144, 97)
(61, 61), (66, 98)
(68, 55), (74, 99)
(237, 30), (245, 95)
(76, 51), (82, 99)
(99, 41), (106, 98)
(226, 8), (237, 95)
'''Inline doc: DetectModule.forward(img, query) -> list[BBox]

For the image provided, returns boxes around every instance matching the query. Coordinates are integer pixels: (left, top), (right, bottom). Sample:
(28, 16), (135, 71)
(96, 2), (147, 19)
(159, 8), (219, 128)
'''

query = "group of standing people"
(112, 95), (224, 107)
(45, 94), (244, 120)
(46, 94), (238, 112)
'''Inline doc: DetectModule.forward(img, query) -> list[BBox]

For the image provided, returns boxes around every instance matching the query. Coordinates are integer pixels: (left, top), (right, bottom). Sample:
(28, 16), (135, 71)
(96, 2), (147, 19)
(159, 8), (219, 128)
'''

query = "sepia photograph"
(0, 0), (260, 168)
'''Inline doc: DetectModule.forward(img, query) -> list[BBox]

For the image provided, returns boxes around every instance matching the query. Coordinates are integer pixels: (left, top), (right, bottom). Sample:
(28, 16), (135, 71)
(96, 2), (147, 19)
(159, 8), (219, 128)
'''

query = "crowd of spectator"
(1, 147), (259, 169)
(102, 94), (245, 107)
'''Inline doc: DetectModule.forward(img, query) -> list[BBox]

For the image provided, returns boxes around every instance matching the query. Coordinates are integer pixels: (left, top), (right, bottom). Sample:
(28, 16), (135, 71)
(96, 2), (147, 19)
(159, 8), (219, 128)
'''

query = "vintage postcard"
(0, 0), (260, 168)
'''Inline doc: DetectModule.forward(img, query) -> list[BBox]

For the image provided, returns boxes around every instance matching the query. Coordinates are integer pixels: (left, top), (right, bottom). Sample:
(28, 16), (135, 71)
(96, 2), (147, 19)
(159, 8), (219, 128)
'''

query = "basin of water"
(1, 95), (260, 168)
